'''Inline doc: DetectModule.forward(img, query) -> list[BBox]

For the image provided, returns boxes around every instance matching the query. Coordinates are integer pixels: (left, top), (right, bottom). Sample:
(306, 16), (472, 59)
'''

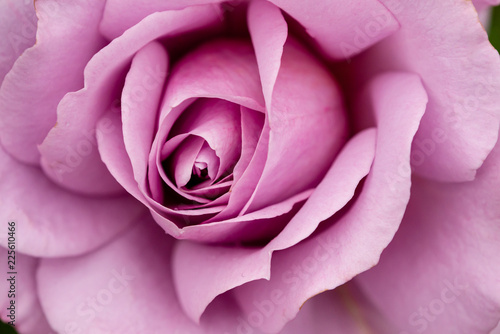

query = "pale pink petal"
(231, 72), (427, 332)
(354, 0), (500, 182)
(0, 0), (36, 83)
(37, 216), (205, 334)
(0, 0), (106, 165)
(278, 284), (396, 334)
(241, 38), (348, 214)
(232, 107), (265, 183)
(121, 41), (168, 191)
(170, 136), (206, 188)
(97, 111), (222, 237)
(248, 0), (287, 110)
(167, 98), (242, 181)
(38, 5), (222, 195)
(172, 128), (377, 320)
(269, 0), (399, 59)
(473, 0), (500, 11)
(100, 0), (226, 40)
(0, 248), (53, 334)
(0, 144), (144, 257)
(355, 130), (500, 334)
(159, 39), (265, 115)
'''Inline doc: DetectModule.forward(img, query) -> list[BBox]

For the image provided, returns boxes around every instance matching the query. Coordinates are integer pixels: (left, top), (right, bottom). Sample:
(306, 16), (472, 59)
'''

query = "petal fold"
(0, 0), (106, 165)
(0, 144), (144, 257)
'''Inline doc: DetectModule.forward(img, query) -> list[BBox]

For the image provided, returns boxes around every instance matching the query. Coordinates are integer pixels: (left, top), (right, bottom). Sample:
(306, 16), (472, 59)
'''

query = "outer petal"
(268, 0), (399, 59)
(38, 5), (222, 195)
(0, 0), (106, 165)
(0, 143), (144, 257)
(37, 215), (269, 334)
(100, 0), (226, 40)
(37, 215), (204, 334)
(0, 248), (53, 334)
(355, 131), (500, 333)
(355, 0), (500, 182)
(0, 0), (36, 84)
(231, 72), (427, 333)
(278, 284), (396, 334)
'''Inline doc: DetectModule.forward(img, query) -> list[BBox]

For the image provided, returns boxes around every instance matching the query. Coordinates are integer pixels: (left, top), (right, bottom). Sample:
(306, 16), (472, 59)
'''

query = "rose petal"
(204, 0), (289, 221)
(0, 143), (144, 257)
(97, 111), (222, 236)
(278, 284), (396, 334)
(232, 107), (265, 183)
(170, 136), (206, 188)
(241, 38), (348, 214)
(231, 72), (427, 332)
(0, 0), (36, 84)
(37, 215), (206, 334)
(269, 0), (399, 59)
(472, 0), (500, 11)
(172, 127), (377, 322)
(355, 0), (500, 182)
(100, 0), (226, 40)
(121, 41), (168, 192)
(0, 248), (53, 334)
(355, 130), (500, 334)
(38, 5), (222, 195)
(167, 98), (242, 181)
(0, 0), (106, 165)
(158, 39), (265, 115)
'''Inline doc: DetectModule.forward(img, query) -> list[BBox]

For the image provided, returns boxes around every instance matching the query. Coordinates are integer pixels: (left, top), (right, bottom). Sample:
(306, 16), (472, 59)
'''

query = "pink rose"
(1, 0), (500, 333)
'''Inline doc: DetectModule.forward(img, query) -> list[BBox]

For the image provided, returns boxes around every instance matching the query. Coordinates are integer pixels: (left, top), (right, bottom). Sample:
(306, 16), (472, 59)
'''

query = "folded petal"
(0, 0), (106, 165)
(0, 248), (53, 334)
(269, 0), (399, 59)
(100, 0), (226, 40)
(355, 130), (500, 333)
(355, 0), (500, 182)
(172, 127), (376, 322)
(0, 0), (36, 84)
(121, 41), (168, 192)
(0, 144), (144, 257)
(473, 0), (500, 11)
(278, 284), (396, 334)
(241, 38), (348, 214)
(37, 215), (206, 334)
(231, 72), (427, 333)
(39, 5), (222, 195)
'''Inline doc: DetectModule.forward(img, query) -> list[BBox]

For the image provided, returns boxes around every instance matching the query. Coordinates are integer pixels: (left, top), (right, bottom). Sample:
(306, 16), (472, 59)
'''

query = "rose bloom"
(1, 0), (500, 333)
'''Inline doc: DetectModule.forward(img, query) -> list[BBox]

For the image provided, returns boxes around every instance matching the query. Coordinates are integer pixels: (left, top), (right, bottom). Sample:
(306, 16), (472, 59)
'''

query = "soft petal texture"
(37, 216), (205, 334)
(37, 215), (263, 334)
(172, 127), (377, 323)
(0, 0), (106, 165)
(205, 3), (288, 222)
(230, 72), (427, 333)
(473, 0), (500, 11)
(0, 0), (36, 83)
(355, 132), (500, 334)
(0, 248), (53, 334)
(268, 0), (399, 59)
(38, 5), (222, 195)
(278, 284), (395, 334)
(100, 0), (226, 40)
(121, 41), (168, 191)
(0, 143), (144, 257)
(241, 38), (348, 214)
(248, 0), (287, 111)
(354, 0), (500, 182)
